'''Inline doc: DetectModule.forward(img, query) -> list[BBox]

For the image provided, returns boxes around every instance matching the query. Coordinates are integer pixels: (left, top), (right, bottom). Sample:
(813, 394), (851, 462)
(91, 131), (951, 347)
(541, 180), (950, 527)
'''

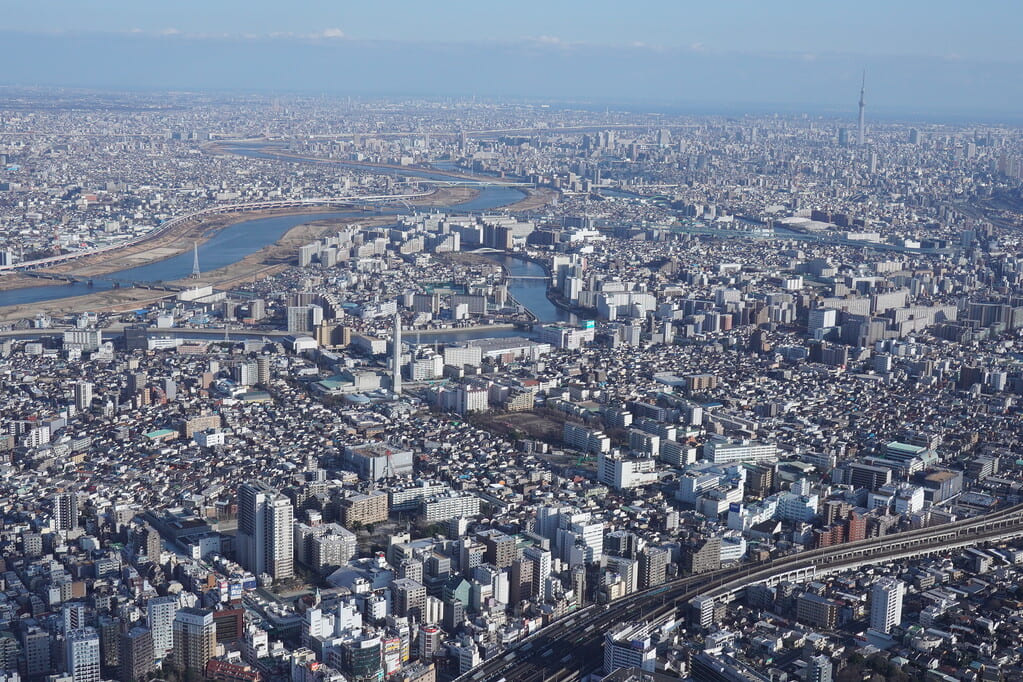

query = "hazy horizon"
(0, 1), (1021, 122)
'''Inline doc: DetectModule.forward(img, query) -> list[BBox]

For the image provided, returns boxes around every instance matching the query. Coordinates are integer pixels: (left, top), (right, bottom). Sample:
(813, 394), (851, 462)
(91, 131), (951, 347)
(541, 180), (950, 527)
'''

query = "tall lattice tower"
(190, 242), (200, 279)
(857, 70), (866, 146)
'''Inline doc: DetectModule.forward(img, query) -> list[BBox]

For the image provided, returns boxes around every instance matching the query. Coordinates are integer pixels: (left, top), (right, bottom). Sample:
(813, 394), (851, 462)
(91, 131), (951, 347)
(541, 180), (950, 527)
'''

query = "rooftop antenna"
(191, 241), (201, 279)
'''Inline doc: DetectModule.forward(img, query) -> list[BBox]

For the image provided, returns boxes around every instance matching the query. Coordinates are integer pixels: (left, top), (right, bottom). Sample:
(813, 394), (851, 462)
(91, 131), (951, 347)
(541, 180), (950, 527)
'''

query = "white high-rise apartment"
(266, 495), (294, 579)
(146, 595), (178, 660)
(62, 601), (88, 634)
(603, 622), (655, 675)
(66, 628), (101, 682)
(523, 546), (551, 593)
(53, 492), (79, 531)
(237, 482), (294, 580)
(74, 381), (93, 411)
(870, 577), (904, 634)
(392, 313), (402, 395)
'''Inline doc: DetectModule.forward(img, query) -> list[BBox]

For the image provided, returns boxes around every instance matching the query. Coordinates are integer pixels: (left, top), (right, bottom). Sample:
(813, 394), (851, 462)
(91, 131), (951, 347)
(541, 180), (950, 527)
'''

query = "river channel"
(482, 254), (573, 325)
(0, 143), (578, 337)
(0, 146), (527, 309)
(0, 146), (575, 336)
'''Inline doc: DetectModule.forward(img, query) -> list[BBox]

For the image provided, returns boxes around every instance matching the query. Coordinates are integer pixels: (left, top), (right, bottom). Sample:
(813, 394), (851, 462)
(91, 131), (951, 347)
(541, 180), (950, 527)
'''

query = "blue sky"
(2, 1), (1018, 60)
(0, 1), (1020, 117)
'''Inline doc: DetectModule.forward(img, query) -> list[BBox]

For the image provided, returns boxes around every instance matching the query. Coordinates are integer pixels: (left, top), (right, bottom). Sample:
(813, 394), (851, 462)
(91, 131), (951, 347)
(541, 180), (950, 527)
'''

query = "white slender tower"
(870, 577), (904, 634)
(392, 313), (402, 395)
(857, 70), (866, 146)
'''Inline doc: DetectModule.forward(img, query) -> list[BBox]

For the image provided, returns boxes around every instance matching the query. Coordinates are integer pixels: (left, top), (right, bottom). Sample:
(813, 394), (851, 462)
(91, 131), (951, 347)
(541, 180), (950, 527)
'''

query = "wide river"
(483, 254), (573, 325)
(0, 147), (525, 308)
(0, 147), (571, 328)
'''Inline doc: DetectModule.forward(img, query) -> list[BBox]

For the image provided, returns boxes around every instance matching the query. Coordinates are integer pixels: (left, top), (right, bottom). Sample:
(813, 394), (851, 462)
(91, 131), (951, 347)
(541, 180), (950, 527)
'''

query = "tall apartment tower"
(119, 627), (155, 682)
(870, 577), (904, 633)
(392, 313), (403, 395)
(807, 654), (834, 682)
(639, 547), (669, 589)
(237, 481), (295, 580)
(66, 628), (101, 682)
(22, 627), (53, 677)
(169, 608), (216, 675)
(54, 492), (79, 531)
(62, 602), (88, 634)
(287, 305), (323, 333)
(74, 381), (93, 411)
(857, 71), (866, 146)
(146, 595), (178, 661)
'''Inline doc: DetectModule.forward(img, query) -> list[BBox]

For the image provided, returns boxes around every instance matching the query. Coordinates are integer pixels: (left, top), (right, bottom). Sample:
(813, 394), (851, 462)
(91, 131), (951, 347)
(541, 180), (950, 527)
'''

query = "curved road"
(459, 503), (1023, 682)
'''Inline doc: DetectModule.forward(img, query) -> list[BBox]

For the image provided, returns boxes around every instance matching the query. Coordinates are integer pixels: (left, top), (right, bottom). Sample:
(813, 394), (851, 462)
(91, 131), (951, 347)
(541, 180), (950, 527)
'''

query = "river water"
(395, 254), (572, 347)
(0, 147), (526, 309)
(0, 144), (574, 337)
(1, 222), (569, 337)
(483, 254), (573, 325)
(228, 145), (525, 212)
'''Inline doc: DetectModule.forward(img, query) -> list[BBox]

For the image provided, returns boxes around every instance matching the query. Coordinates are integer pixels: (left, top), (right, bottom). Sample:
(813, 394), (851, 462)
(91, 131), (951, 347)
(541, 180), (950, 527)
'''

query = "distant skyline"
(1, 1), (1021, 119)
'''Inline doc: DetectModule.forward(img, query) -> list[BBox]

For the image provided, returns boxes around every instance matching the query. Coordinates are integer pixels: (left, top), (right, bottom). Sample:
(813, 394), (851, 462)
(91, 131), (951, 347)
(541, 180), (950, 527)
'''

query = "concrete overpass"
(457, 503), (1023, 682)
(408, 178), (533, 188)
(689, 504), (1023, 619)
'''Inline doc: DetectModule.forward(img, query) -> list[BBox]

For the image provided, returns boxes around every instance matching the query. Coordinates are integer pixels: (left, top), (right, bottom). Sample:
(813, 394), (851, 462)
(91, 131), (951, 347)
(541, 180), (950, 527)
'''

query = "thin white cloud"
(42, 26), (350, 41)
(265, 28), (347, 40)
